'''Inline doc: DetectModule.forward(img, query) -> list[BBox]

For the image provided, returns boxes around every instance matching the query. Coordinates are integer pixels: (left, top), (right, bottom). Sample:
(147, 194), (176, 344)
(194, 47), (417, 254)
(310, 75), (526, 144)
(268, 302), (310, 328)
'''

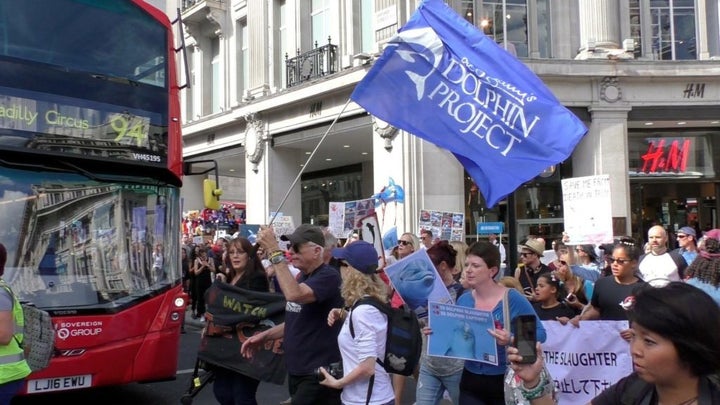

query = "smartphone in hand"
(513, 315), (537, 364)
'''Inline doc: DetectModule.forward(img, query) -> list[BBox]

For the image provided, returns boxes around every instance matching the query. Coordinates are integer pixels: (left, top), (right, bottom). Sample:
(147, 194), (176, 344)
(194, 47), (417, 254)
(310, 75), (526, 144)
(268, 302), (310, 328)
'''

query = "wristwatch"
(269, 253), (287, 265)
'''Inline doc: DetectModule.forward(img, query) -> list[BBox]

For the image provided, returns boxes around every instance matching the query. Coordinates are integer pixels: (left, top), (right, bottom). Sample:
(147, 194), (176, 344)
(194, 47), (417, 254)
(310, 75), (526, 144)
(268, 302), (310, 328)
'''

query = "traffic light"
(203, 179), (222, 210)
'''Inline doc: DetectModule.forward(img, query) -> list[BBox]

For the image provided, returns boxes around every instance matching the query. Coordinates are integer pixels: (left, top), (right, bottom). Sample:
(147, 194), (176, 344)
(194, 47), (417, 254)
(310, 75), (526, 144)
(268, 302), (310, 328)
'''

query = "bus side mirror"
(203, 179), (223, 210)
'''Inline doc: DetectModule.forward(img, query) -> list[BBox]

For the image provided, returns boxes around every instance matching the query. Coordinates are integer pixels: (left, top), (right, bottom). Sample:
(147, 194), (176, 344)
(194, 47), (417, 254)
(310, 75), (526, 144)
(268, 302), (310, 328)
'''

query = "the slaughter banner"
(541, 320), (632, 404)
(198, 281), (287, 384)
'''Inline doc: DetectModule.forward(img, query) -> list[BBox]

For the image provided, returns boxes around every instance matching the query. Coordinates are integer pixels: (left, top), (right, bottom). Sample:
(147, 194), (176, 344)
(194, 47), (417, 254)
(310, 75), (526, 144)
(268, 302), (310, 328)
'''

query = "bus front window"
(1, 167), (181, 312)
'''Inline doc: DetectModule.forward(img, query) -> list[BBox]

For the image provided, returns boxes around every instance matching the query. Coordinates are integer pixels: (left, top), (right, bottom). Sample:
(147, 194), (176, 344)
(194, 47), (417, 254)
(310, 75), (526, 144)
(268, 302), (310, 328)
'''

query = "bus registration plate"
(27, 374), (92, 393)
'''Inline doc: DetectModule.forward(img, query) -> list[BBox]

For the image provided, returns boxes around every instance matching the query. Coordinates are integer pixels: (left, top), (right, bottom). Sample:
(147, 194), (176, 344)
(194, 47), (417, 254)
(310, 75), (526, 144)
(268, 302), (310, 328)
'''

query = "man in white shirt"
(639, 225), (687, 287)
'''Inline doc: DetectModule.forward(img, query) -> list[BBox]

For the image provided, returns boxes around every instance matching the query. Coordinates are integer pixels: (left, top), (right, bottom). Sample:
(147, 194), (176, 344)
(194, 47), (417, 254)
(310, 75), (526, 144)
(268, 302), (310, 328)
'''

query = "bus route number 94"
(110, 114), (149, 147)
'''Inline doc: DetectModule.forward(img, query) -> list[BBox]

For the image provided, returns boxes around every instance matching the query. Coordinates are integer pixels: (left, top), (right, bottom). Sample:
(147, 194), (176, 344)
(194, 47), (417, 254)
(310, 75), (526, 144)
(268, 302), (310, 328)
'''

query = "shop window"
(301, 165), (364, 226)
(464, 161), (571, 243)
(456, 0), (529, 58)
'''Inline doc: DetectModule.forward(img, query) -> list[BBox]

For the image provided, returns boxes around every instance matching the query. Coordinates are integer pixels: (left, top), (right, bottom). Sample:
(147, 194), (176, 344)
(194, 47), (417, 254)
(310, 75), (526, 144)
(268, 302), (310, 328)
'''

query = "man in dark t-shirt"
(243, 224), (343, 405)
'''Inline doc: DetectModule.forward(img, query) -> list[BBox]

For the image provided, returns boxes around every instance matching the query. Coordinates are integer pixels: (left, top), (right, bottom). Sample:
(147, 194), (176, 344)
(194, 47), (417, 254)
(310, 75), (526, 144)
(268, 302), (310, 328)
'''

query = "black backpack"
(349, 297), (422, 377)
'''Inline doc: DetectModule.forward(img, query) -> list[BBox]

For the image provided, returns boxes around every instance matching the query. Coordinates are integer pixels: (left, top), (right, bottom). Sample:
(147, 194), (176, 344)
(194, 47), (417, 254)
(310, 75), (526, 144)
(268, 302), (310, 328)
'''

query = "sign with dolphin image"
(384, 249), (452, 319)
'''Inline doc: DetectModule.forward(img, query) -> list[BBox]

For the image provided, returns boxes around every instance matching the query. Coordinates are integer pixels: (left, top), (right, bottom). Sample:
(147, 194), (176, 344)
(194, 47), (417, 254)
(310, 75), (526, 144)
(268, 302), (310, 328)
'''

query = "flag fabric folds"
(351, 0), (587, 207)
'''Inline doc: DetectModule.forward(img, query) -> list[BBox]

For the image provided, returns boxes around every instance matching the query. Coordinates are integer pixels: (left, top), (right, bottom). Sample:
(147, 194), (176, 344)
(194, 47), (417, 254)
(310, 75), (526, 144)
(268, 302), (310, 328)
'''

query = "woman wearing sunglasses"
(568, 238), (647, 340)
(553, 253), (592, 313)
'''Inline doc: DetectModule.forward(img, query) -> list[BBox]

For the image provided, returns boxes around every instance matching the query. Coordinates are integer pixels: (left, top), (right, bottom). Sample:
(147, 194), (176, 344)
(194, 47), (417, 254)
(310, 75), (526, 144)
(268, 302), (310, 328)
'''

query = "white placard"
(562, 175), (613, 245)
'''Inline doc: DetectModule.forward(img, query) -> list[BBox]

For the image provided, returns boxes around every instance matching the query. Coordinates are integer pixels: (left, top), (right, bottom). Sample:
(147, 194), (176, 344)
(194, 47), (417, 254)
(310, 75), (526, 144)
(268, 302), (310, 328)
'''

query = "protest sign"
(384, 249), (452, 318)
(271, 216), (295, 241)
(419, 209), (465, 241)
(328, 198), (377, 238)
(427, 302), (498, 365)
(562, 175), (613, 245)
(236, 224), (260, 243)
(541, 320), (632, 404)
(358, 214), (385, 261)
(199, 281), (287, 384)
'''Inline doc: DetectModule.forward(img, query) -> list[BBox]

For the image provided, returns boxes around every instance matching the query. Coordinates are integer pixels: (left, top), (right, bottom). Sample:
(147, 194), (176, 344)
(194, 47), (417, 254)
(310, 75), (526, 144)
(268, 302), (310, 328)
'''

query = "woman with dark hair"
(192, 245), (215, 321)
(531, 273), (578, 321)
(685, 229), (720, 304)
(455, 241), (546, 405)
(507, 282), (720, 404)
(416, 241), (465, 405)
(213, 237), (269, 405)
(569, 238), (647, 340)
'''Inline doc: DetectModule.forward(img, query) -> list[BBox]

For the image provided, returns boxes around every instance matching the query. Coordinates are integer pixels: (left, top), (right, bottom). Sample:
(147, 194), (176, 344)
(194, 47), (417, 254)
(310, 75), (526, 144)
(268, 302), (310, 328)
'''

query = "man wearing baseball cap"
(242, 224), (343, 405)
(514, 238), (551, 300)
(675, 226), (698, 265)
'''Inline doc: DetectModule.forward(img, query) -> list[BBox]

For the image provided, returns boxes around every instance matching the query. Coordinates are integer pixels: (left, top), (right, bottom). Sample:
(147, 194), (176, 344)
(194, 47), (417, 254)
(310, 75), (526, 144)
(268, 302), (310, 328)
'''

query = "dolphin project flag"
(351, 0), (587, 207)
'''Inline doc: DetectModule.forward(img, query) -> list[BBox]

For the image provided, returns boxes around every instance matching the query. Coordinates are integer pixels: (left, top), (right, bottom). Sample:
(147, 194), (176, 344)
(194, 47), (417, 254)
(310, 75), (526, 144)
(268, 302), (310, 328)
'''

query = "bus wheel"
(180, 394), (193, 405)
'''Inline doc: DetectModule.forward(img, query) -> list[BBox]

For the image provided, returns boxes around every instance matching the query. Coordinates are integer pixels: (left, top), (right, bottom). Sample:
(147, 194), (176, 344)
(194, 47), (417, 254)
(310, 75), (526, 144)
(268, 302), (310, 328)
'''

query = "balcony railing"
(181, 0), (223, 12)
(286, 38), (338, 88)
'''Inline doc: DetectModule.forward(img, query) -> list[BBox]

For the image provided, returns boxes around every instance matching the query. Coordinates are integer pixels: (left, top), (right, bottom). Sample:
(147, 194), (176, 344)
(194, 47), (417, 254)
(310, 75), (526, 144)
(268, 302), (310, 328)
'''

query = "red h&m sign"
(640, 139), (690, 173)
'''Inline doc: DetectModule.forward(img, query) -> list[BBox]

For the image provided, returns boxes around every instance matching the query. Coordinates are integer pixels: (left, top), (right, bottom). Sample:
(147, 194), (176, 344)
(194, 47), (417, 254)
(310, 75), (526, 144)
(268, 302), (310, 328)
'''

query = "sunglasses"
(609, 257), (631, 264)
(676, 234), (688, 239)
(398, 240), (412, 246)
(520, 252), (534, 257)
(291, 243), (304, 253)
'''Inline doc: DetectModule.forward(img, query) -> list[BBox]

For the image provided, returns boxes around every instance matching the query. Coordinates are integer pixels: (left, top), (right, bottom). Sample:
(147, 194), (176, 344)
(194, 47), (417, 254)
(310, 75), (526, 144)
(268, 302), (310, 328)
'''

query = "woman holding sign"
(507, 282), (720, 404)
(455, 241), (546, 405)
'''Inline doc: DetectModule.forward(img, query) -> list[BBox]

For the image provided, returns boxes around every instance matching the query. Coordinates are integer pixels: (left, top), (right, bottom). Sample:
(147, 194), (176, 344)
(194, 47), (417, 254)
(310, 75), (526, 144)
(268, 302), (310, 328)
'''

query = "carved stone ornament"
(372, 116), (399, 152)
(244, 113), (266, 166)
(600, 77), (622, 103)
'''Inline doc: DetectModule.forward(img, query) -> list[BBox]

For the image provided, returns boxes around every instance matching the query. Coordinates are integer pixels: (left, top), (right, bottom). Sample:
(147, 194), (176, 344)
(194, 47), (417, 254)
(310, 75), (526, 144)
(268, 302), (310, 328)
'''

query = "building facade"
(176, 0), (720, 252)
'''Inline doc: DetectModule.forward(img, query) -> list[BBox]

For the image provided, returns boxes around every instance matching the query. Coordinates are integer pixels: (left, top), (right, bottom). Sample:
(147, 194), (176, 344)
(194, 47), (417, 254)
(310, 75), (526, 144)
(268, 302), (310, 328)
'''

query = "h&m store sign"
(630, 135), (714, 178)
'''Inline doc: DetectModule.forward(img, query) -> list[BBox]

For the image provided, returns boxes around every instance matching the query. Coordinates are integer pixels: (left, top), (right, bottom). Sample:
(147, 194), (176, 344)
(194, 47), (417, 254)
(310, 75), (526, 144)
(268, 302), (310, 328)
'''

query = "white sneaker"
(200, 315), (205, 322)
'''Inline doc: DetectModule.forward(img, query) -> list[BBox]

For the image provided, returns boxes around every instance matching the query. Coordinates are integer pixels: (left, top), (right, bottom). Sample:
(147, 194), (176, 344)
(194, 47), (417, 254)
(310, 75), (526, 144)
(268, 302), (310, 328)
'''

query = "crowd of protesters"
(185, 221), (720, 405)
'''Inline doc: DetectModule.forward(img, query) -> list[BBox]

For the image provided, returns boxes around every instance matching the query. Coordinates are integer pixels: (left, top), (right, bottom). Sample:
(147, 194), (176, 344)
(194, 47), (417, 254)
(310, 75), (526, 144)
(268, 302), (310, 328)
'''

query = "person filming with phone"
(507, 282), (720, 404)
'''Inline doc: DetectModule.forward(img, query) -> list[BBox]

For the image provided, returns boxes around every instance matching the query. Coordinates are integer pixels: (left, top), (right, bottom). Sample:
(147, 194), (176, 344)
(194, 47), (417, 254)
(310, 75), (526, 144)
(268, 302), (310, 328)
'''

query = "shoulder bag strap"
(502, 288), (510, 332)
(349, 300), (376, 405)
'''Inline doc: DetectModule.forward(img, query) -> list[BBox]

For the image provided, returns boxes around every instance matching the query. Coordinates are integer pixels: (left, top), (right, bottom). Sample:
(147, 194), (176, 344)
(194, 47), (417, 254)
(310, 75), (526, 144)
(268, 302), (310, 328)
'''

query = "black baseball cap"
(280, 224), (325, 247)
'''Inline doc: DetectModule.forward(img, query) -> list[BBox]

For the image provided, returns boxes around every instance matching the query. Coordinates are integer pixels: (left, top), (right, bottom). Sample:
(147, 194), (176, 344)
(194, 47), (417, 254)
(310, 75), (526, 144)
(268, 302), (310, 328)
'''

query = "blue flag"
(351, 0), (587, 207)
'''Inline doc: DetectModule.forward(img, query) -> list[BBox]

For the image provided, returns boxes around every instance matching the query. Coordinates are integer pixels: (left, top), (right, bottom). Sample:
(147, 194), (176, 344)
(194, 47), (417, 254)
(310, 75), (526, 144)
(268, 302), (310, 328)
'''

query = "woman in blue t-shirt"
(456, 241), (546, 405)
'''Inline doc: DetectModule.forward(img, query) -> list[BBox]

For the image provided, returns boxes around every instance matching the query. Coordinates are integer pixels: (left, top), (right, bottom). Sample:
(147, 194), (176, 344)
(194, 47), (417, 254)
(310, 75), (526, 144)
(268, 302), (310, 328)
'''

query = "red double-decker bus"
(0, 0), (190, 394)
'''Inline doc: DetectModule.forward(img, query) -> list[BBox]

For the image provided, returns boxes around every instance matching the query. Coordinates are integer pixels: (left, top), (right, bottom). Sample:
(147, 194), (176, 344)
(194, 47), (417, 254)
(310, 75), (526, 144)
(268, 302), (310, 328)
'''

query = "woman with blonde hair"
(553, 251), (592, 312)
(320, 241), (394, 405)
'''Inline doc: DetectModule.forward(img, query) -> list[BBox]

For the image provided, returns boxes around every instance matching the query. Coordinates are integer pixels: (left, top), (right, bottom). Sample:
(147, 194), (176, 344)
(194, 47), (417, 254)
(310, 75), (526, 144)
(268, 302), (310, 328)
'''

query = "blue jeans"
(415, 365), (462, 405)
(0, 379), (24, 405)
(213, 368), (260, 405)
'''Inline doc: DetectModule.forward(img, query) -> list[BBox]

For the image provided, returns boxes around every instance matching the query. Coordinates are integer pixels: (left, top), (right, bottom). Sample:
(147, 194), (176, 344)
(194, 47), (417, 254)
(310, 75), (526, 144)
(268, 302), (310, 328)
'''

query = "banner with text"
(198, 281), (287, 384)
(542, 320), (632, 404)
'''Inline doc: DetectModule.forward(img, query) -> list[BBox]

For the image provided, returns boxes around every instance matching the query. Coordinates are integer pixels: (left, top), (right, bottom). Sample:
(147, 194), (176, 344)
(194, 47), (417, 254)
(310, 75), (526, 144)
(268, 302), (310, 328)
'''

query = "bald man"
(638, 225), (687, 287)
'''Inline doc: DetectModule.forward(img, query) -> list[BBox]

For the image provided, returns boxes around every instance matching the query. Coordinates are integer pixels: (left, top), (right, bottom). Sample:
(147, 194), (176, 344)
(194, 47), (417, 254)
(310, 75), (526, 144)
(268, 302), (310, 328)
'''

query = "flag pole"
(268, 97), (354, 227)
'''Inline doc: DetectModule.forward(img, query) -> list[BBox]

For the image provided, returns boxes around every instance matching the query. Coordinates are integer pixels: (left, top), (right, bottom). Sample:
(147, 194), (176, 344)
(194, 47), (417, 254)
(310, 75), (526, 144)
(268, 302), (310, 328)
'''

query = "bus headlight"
(174, 297), (185, 307)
